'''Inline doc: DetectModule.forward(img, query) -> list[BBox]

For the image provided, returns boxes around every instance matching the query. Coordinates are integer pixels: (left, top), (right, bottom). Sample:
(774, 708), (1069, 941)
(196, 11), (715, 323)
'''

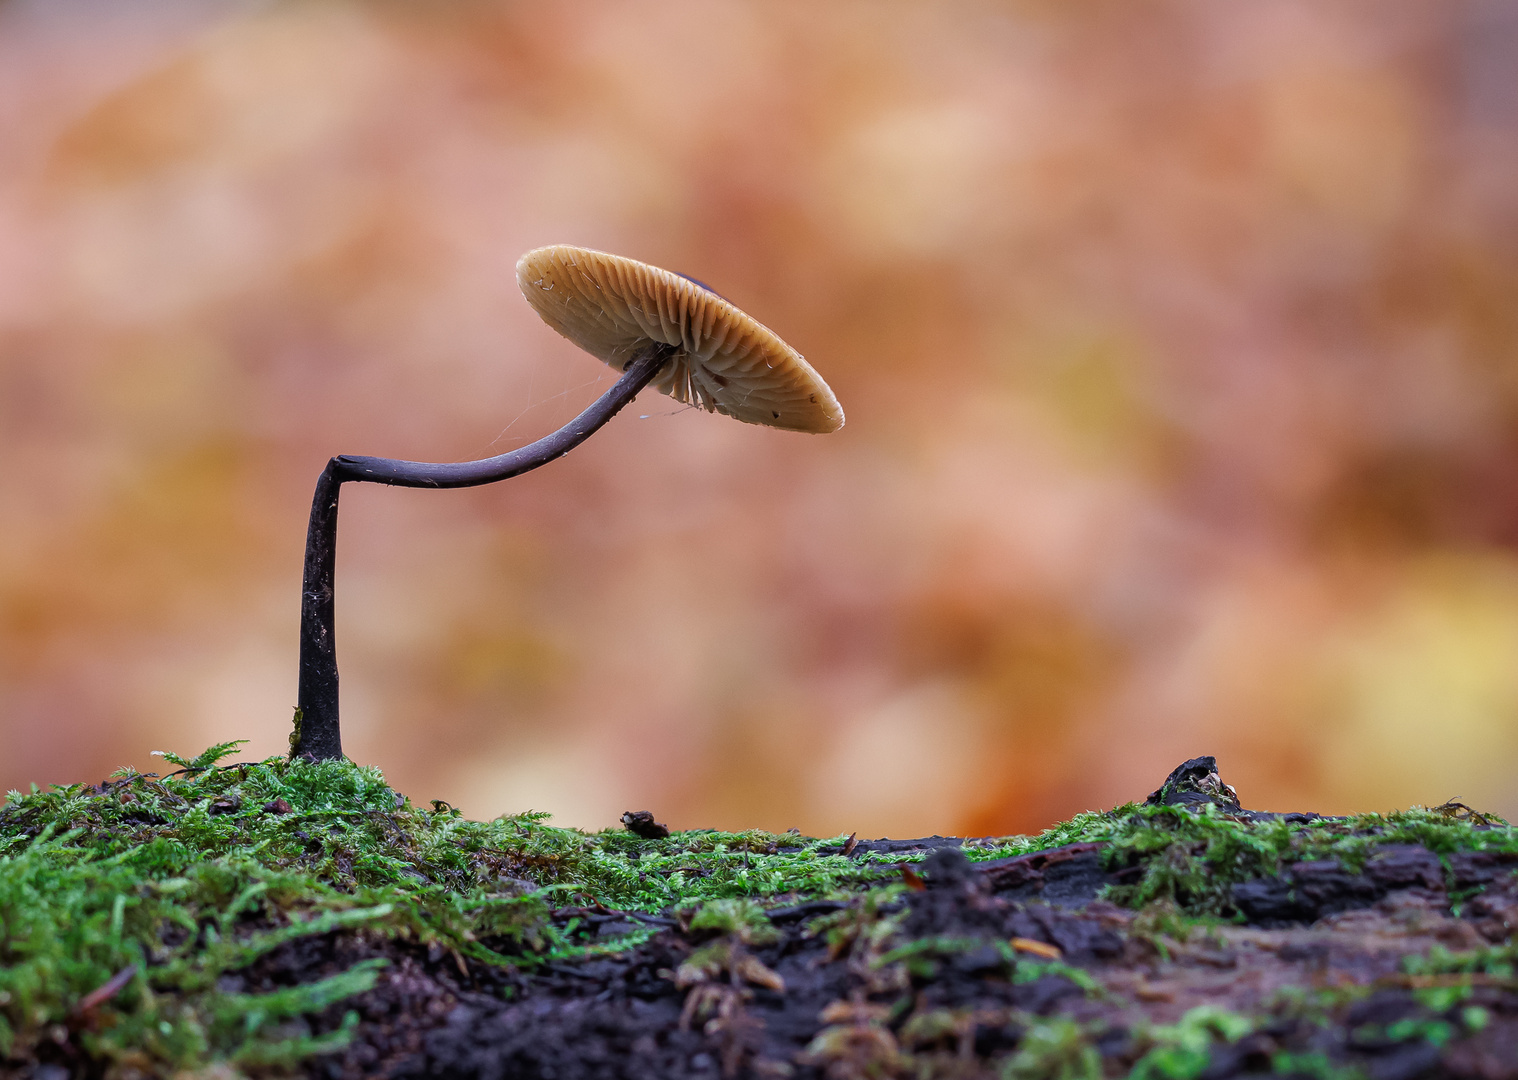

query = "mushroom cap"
(517, 245), (844, 433)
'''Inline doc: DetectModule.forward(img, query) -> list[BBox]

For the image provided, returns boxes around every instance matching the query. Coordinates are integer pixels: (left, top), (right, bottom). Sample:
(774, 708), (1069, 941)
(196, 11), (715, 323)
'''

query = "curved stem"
(292, 343), (675, 761)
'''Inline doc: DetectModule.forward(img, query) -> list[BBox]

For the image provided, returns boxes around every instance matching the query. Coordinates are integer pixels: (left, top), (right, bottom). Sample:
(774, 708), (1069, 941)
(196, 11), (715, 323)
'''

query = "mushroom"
(291, 246), (843, 761)
(517, 245), (843, 434)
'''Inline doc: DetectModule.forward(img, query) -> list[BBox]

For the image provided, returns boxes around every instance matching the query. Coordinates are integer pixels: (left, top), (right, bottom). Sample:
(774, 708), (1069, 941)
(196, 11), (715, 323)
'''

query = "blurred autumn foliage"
(2, 0), (1517, 835)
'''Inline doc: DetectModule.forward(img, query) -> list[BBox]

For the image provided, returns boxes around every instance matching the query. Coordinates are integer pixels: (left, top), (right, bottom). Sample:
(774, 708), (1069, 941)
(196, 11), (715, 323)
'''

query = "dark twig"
(293, 343), (676, 761)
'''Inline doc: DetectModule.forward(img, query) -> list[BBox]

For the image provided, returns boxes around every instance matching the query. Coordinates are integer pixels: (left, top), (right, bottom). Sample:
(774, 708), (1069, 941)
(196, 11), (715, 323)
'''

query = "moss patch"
(0, 742), (891, 1075)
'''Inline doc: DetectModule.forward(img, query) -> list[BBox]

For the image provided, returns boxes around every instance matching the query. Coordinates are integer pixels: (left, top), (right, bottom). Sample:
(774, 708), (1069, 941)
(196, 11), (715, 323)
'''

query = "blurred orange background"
(3, 0), (1517, 836)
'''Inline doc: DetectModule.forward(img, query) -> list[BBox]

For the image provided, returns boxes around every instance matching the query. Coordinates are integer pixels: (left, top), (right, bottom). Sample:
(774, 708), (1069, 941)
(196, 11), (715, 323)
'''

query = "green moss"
(0, 752), (891, 911)
(0, 827), (398, 1071)
(686, 898), (780, 945)
(0, 747), (915, 1074)
(1129, 1006), (1254, 1080)
(963, 800), (1516, 916)
(1404, 941), (1518, 980)
(1001, 1016), (1104, 1080)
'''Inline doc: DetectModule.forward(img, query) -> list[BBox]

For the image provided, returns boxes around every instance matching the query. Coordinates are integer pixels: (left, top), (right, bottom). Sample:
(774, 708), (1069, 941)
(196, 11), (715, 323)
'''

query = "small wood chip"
(898, 864), (926, 891)
(1384, 972), (1513, 989)
(621, 810), (670, 839)
(841, 833), (859, 857)
(820, 999), (892, 1024)
(72, 966), (136, 1015)
(1010, 937), (1062, 960)
(736, 953), (786, 993)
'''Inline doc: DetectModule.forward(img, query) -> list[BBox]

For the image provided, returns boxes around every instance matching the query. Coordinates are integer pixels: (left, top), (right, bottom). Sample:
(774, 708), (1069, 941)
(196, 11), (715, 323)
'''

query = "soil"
(226, 760), (1518, 1080)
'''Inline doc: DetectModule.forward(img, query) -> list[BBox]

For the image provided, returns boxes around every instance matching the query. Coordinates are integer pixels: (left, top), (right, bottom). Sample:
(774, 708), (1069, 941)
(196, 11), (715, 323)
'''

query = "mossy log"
(0, 748), (1514, 1078)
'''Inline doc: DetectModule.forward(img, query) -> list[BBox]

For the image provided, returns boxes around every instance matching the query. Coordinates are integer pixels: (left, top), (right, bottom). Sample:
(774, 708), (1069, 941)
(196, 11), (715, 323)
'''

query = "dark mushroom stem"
(292, 341), (676, 762)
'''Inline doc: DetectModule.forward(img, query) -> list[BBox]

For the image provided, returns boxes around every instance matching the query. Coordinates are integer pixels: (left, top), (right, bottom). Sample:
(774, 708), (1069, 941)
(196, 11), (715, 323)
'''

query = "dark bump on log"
(1146, 755), (1241, 811)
